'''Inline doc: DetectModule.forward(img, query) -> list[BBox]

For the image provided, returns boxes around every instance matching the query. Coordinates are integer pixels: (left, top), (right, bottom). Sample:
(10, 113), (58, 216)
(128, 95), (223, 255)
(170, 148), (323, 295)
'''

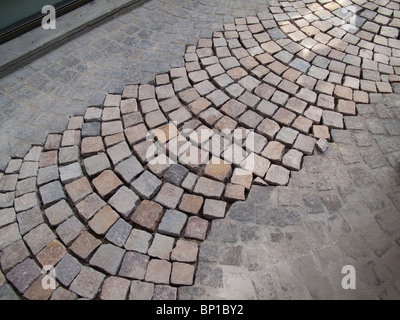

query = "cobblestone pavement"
(0, 0), (275, 170)
(1, 0), (400, 300)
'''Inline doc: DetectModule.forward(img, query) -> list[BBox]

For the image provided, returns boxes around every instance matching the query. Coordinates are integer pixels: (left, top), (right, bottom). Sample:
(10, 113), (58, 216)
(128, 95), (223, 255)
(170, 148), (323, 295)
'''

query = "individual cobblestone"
(6, 258), (41, 293)
(148, 234), (175, 260)
(100, 276), (130, 300)
(108, 186), (140, 219)
(118, 251), (149, 280)
(89, 244), (125, 275)
(55, 216), (85, 246)
(158, 210), (188, 237)
(70, 231), (101, 260)
(124, 229), (153, 254)
(69, 267), (105, 299)
(155, 183), (184, 209)
(131, 171), (162, 199)
(44, 200), (73, 227)
(131, 200), (163, 232)
(54, 254), (82, 287)
(145, 259), (171, 285)
(184, 216), (209, 241)
(23, 223), (56, 255)
(105, 218), (132, 247)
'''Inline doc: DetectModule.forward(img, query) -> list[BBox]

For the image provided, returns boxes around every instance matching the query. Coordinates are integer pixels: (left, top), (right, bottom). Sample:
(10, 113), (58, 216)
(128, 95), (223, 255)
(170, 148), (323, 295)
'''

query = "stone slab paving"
(0, 0), (400, 300)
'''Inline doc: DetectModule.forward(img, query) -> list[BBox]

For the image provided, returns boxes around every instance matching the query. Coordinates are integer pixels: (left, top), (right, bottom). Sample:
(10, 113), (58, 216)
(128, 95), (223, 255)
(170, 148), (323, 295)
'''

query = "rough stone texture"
(171, 262), (195, 286)
(118, 251), (149, 280)
(262, 141), (286, 162)
(83, 153), (111, 177)
(76, 193), (106, 222)
(0, 284), (20, 300)
(44, 200), (73, 226)
(23, 275), (55, 300)
(265, 164), (290, 186)
(293, 134), (317, 155)
(203, 199), (227, 220)
(36, 240), (66, 267)
(131, 171), (162, 199)
(88, 206), (119, 236)
(129, 280), (154, 300)
(23, 223), (56, 255)
(39, 181), (65, 207)
(163, 164), (189, 186)
(158, 210), (188, 237)
(0, 239), (30, 271)
(50, 287), (77, 300)
(171, 239), (199, 263)
(282, 149), (304, 171)
(55, 216), (85, 246)
(1, 0), (400, 301)
(184, 216), (209, 241)
(131, 200), (164, 232)
(14, 193), (37, 213)
(100, 276), (130, 300)
(89, 244), (125, 275)
(145, 259), (172, 285)
(124, 229), (153, 254)
(204, 158), (232, 182)
(193, 177), (225, 199)
(69, 267), (105, 299)
(59, 162), (82, 184)
(108, 186), (140, 219)
(114, 157), (143, 183)
(65, 177), (92, 203)
(155, 183), (184, 209)
(70, 230), (102, 260)
(148, 234), (175, 260)
(105, 218), (132, 247)
(178, 194), (204, 215)
(54, 254), (82, 287)
(6, 258), (40, 294)
(92, 170), (123, 198)
(153, 285), (177, 300)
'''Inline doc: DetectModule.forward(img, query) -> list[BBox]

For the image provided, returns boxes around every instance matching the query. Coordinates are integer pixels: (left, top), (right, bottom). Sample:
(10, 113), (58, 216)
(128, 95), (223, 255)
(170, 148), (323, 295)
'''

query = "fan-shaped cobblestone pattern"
(1, 0), (400, 300)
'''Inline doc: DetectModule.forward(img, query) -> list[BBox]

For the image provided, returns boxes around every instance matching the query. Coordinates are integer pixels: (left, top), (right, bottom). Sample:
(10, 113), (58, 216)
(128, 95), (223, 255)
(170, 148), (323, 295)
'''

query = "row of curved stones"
(1, 0), (400, 299)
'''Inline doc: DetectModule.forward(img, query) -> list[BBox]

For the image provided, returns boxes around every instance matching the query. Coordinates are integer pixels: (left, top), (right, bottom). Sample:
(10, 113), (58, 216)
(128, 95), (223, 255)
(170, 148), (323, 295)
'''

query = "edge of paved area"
(0, 0), (147, 76)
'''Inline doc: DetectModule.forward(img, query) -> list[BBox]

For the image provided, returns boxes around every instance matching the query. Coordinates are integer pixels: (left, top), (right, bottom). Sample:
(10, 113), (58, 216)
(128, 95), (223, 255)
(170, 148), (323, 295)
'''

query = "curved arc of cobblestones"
(1, 0), (400, 300)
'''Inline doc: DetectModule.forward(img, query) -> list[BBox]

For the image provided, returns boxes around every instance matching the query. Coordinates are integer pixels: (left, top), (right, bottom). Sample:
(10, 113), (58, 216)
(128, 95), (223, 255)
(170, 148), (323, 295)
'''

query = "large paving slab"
(0, 0), (400, 300)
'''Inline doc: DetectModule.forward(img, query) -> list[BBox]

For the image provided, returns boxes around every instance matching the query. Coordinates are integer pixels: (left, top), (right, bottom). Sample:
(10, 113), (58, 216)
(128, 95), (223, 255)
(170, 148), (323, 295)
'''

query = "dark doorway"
(0, 0), (93, 44)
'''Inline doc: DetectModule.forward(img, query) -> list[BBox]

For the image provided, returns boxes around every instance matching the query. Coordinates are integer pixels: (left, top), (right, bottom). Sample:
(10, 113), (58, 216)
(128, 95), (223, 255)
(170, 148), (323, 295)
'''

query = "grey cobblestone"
(55, 254), (82, 287)
(59, 146), (79, 165)
(39, 181), (65, 207)
(158, 209), (188, 237)
(44, 200), (73, 227)
(16, 206), (43, 236)
(23, 223), (56, 255)
(119, 251), (149, 280)
(131, 171), (162, 199)
(0, 223), (21, 250)
(108, 186), (140, 219)
(0, 0), (400, 301)
(6, 258), (40, 293)
(89, 244), (125, 275)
